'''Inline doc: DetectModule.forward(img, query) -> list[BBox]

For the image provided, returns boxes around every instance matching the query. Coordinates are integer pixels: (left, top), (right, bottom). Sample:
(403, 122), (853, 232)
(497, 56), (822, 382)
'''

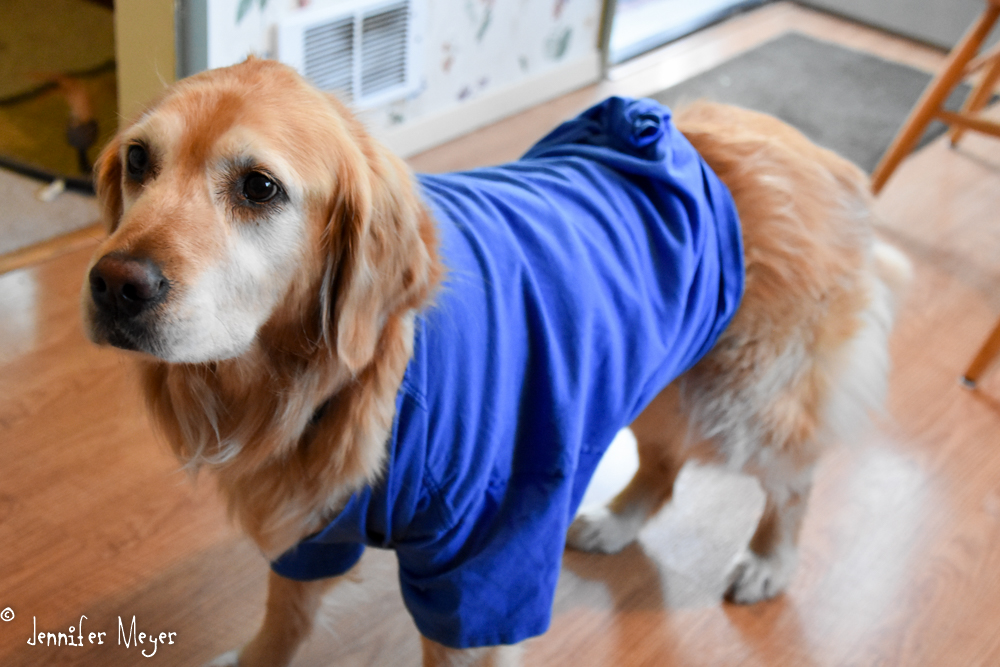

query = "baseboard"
(378, 51), (603, 158)
(0, 223), (103, 276)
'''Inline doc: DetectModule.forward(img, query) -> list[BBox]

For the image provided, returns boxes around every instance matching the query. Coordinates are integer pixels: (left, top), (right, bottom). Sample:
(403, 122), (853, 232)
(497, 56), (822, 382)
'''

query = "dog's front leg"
(207, 571), (337, 667)
(421, 637), (524, 667)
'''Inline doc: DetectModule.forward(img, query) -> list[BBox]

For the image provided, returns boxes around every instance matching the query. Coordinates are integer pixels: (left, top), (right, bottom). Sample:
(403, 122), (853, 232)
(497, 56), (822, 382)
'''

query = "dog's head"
(82, 58), (435, 371)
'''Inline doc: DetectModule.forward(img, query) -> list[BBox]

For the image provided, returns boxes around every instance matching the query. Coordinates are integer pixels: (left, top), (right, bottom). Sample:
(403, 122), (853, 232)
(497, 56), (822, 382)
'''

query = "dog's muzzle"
(88, 253), (170, 350)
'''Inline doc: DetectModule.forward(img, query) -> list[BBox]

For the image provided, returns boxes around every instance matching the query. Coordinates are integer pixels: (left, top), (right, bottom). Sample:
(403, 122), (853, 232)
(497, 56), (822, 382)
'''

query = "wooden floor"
(3, 2), (1000, 665)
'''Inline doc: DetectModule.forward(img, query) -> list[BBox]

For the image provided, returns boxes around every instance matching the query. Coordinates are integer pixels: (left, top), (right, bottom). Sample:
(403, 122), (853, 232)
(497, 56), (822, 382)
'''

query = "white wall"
(201, 0), (603, 155)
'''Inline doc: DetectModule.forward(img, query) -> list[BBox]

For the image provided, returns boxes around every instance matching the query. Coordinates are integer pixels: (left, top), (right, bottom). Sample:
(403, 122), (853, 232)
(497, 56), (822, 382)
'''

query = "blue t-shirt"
(271, 97), (744, 648)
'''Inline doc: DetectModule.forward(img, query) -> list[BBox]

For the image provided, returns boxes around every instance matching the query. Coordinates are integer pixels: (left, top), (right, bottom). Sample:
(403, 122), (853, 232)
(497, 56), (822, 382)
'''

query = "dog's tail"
(816, 240), (911, 446)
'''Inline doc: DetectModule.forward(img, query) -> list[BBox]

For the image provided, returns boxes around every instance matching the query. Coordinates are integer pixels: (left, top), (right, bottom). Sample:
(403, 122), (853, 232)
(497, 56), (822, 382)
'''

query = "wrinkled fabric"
(272, 97), (744, 648)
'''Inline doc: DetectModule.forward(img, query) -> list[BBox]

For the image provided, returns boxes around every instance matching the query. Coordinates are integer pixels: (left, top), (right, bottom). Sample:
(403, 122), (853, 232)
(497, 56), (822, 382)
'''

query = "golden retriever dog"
(81, 57), (910, 666)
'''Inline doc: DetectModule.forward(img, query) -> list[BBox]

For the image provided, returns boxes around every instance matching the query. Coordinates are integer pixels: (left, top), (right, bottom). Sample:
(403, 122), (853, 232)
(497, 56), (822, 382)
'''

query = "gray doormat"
(653, 32), (979, 173)
(0, 167), (99, 257)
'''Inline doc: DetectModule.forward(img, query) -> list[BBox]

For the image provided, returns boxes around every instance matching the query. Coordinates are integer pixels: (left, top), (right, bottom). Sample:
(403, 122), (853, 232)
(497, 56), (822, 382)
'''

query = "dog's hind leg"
(566, 383), (691, 554)
(724, 247), (908, 604)
(724, 458), (815, 603)
(206, 571), (338, 667)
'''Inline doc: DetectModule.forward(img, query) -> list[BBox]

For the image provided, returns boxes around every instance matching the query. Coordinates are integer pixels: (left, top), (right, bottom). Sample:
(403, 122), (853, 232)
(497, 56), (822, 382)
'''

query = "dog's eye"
(243, 172), (279, 203)
(126, 144), (149, 181)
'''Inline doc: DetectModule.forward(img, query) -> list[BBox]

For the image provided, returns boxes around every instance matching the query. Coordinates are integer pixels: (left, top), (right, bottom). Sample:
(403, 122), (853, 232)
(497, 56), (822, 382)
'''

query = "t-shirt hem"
(412, 616), (551, 649)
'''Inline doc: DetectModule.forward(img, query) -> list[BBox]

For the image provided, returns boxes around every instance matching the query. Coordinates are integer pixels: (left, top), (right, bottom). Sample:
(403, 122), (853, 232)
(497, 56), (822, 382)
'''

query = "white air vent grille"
(303, 17), (355, 99)
(361, 3), (408, 98)
(278, 0), (422, 108)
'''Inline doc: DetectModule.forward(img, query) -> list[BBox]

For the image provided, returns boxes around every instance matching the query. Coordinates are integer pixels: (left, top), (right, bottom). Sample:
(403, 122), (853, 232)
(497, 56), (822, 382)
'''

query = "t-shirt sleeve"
(393, 480), (570, 649)
(270, 541), (365, 581)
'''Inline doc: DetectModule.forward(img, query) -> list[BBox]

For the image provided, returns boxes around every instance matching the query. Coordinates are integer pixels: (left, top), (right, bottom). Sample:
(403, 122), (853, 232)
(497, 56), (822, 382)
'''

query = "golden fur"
(82, 58), (910, 667)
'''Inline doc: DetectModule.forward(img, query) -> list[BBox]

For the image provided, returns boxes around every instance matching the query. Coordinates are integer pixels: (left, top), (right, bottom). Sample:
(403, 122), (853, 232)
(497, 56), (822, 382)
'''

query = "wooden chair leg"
(962, 316), (1000, 388)
(871, 3), (1000, 194)
(950, 55), (1000, 146)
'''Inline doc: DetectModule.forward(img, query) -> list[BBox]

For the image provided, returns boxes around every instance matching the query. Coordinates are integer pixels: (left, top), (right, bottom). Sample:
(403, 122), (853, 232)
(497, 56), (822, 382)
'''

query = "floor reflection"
(0, 267), (38, 364)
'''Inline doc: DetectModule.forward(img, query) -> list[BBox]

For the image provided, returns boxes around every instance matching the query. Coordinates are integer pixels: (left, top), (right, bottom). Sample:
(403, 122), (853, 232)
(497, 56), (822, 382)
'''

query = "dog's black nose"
(89, 254), (169, 318)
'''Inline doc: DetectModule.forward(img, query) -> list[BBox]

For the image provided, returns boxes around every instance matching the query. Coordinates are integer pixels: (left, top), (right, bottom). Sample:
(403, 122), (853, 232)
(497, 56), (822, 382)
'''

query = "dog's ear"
(93, 136), (123, 232)
(328, 147), (437, 373)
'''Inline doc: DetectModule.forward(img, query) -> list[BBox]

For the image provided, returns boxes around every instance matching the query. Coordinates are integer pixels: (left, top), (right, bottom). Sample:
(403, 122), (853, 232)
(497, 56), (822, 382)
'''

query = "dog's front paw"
(566, 507), (641, 554)
(725, 547), (797, 604)
(204, 650), (241, 667)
